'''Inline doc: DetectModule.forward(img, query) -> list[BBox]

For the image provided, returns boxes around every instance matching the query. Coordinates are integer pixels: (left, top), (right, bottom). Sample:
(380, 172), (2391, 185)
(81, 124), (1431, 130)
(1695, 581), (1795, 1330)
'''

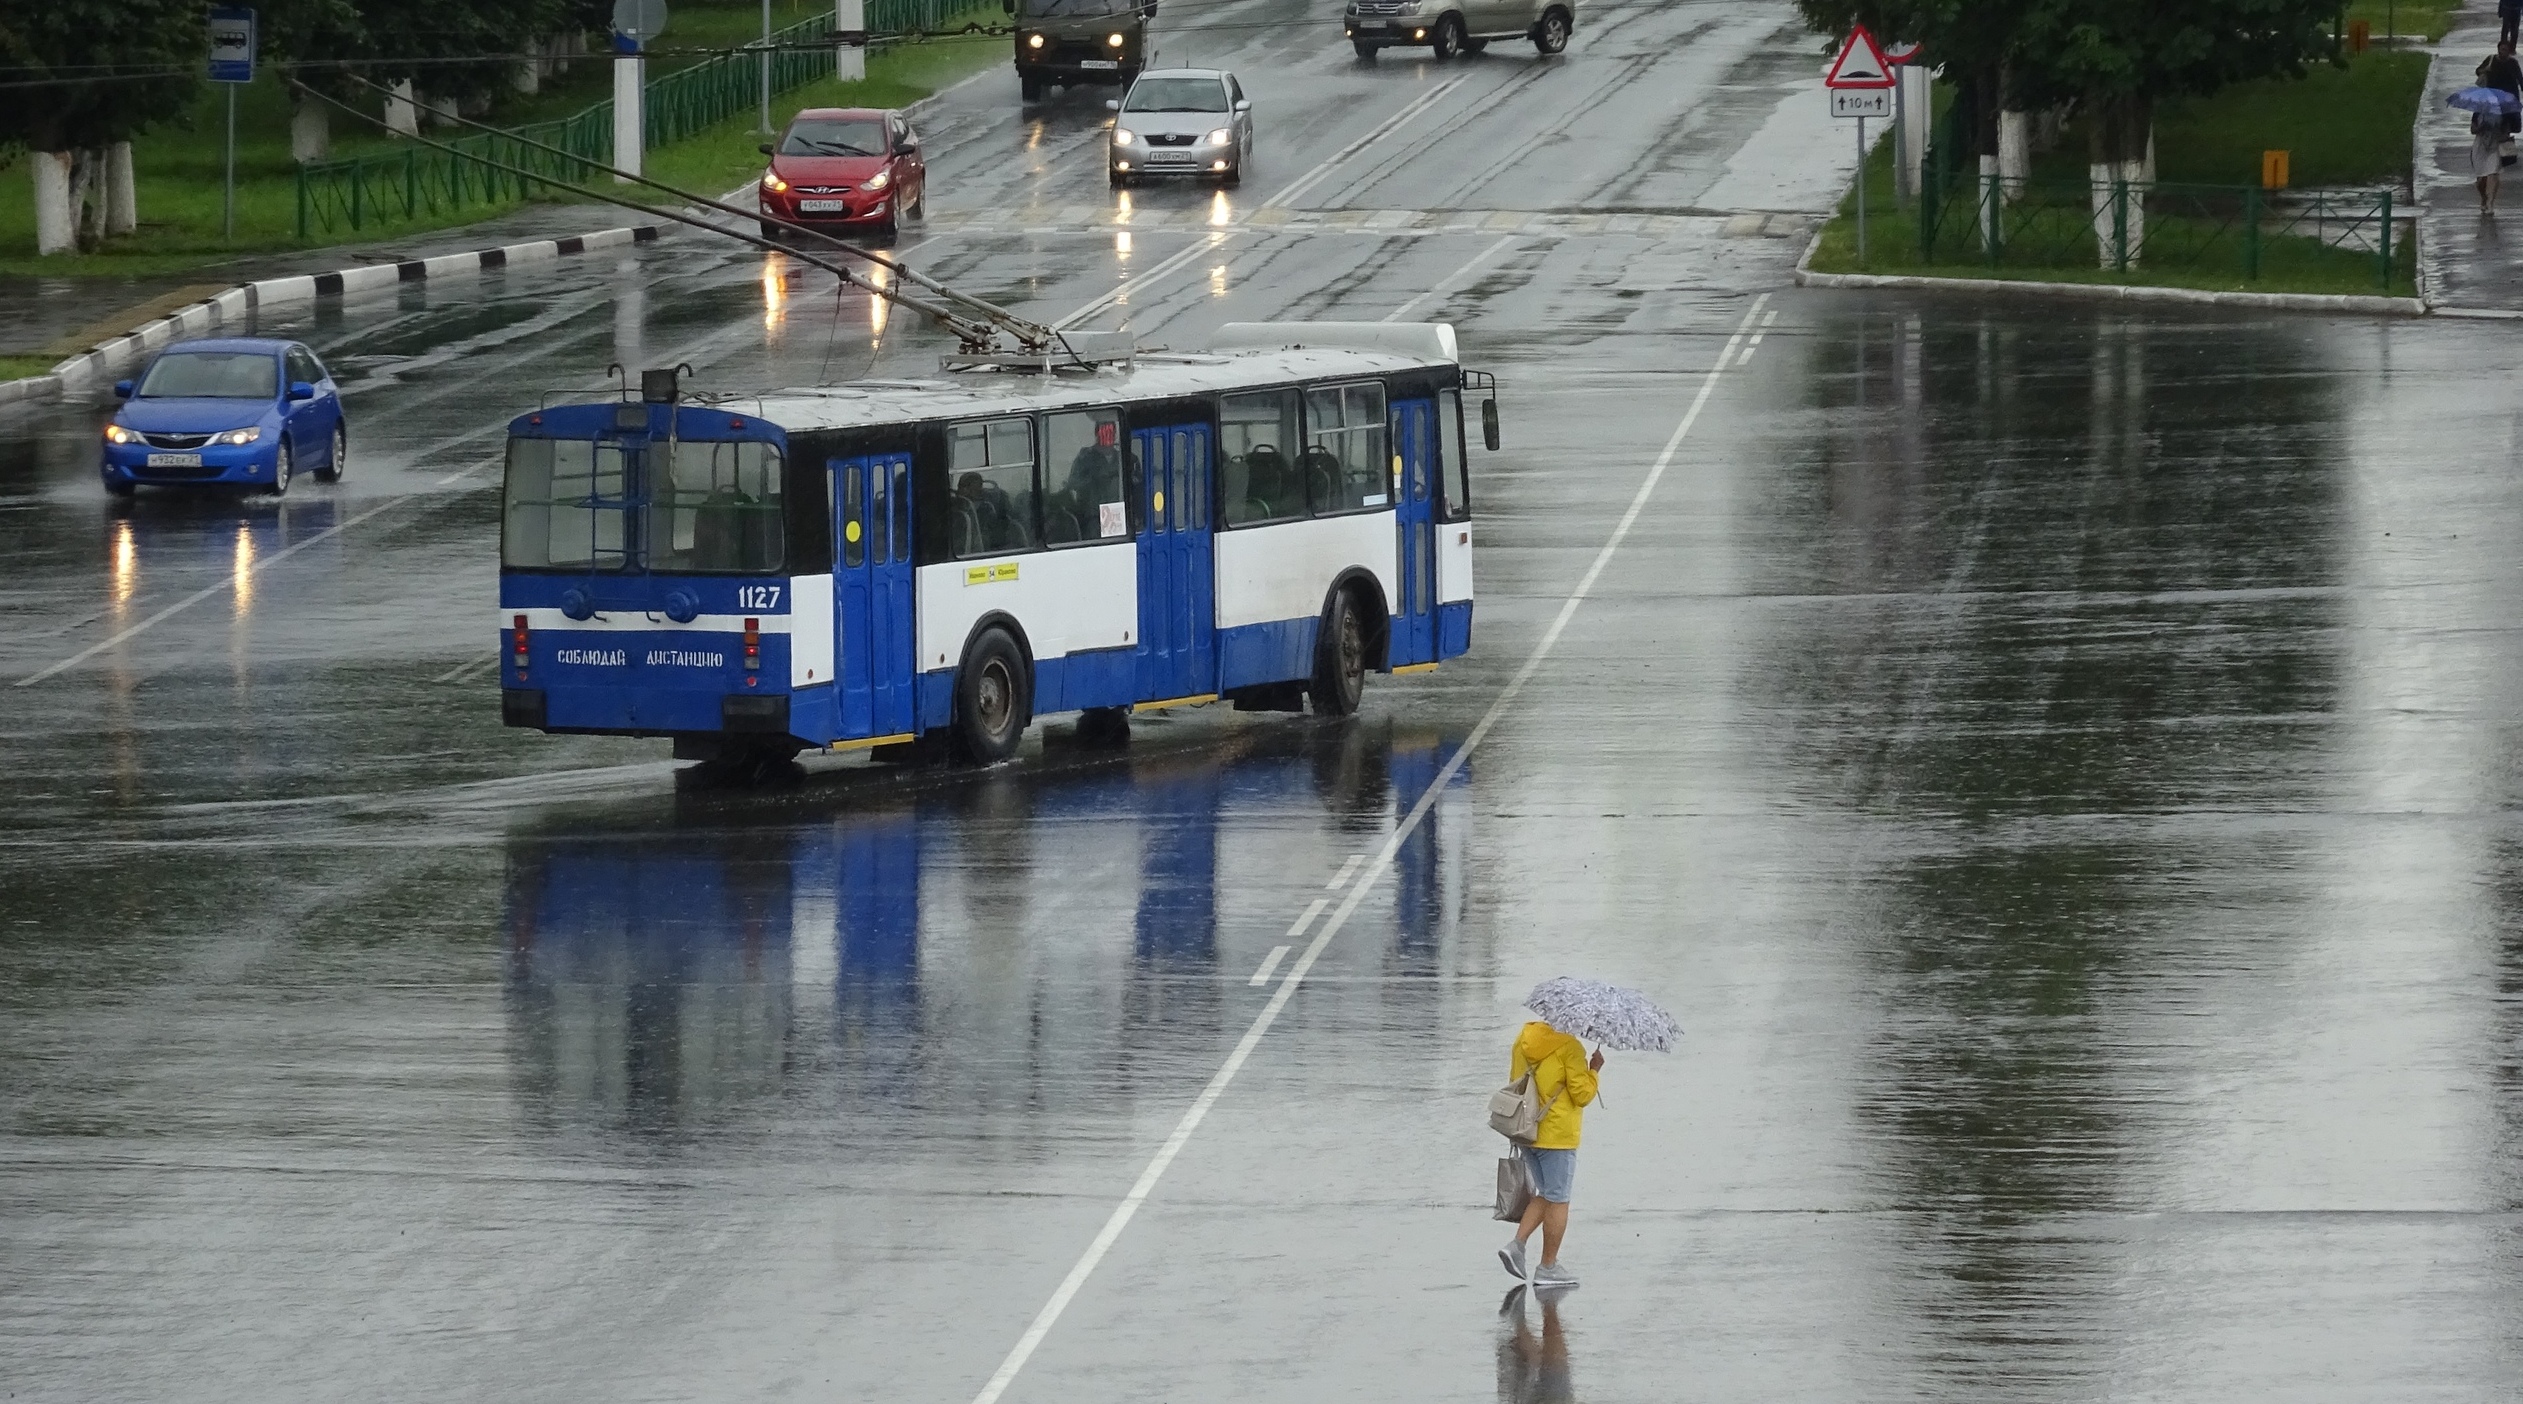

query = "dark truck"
(1009, 0), (1158, 102)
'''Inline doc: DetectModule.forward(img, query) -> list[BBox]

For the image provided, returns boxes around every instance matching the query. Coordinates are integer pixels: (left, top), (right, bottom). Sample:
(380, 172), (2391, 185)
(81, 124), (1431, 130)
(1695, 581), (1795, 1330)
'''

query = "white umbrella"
(1523, 976), (1680, 1052)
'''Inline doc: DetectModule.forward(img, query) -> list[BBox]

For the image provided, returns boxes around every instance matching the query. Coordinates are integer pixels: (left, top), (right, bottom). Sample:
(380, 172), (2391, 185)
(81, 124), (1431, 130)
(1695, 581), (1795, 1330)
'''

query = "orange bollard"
(2348, 18), (2371, 52)
(2262, 149), (2291, 190)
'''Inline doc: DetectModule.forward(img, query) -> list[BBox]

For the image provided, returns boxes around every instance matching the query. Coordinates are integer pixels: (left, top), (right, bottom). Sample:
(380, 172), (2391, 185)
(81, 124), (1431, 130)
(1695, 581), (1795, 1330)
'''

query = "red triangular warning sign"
(1825, 25), (1897, 89)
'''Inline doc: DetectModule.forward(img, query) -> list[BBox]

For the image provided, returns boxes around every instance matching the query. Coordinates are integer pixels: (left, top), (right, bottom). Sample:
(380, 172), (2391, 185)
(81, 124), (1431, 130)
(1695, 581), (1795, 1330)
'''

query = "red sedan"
(757, 107), (927, 243)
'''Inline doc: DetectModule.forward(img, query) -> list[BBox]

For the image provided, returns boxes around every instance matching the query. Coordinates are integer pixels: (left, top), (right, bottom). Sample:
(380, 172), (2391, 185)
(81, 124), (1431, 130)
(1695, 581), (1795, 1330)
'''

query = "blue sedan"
(101, 338), (346, 498)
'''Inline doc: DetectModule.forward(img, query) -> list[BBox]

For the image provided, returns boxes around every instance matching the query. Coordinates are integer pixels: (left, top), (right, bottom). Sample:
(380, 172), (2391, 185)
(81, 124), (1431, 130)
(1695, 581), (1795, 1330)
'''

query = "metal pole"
(760, 0), (773, 134)
(224, 85), (237, 240)
(1856, 116), (1868, 268)
(1893, 74), (1908, 209)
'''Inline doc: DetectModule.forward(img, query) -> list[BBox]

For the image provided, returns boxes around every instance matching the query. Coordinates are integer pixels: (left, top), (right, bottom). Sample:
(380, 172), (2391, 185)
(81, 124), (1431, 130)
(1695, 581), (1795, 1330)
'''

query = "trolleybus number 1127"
(495, 322), (1494, 767)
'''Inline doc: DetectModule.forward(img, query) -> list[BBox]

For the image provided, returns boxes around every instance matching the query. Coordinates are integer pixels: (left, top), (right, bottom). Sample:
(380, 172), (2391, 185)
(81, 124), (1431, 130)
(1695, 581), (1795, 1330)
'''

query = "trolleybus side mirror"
(757, 142), (774, 155)
(113, 380), (134, 399)
(1480, 398), (1500, 451)
(288, 381), (316, 401)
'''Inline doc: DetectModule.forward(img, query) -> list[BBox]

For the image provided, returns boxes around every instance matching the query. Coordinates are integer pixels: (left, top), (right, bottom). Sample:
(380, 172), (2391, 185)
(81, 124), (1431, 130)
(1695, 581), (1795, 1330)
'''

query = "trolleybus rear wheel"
(1311, 589), (1367, 716)
(954, 627), (1032, 763)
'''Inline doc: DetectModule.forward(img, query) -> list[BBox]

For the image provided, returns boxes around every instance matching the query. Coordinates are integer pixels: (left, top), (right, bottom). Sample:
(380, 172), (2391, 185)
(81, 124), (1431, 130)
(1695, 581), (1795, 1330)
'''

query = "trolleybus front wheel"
(954, 626), (1033, 763)
(1311, 588), (1368, 716)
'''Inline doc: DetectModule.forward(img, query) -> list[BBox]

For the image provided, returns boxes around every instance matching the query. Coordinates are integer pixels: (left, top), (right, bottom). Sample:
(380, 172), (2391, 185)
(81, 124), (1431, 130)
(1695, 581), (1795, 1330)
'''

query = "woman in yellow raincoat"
(1500, 1019), (1602, 1288)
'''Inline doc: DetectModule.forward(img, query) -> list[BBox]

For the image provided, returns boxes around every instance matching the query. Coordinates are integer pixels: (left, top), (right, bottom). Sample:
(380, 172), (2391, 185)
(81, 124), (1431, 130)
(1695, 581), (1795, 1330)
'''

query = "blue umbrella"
(2449, 86), (2521, 115)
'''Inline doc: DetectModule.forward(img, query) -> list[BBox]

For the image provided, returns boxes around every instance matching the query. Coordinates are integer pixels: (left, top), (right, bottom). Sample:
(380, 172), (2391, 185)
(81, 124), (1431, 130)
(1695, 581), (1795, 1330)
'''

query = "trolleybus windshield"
(499, 436), (784, 574)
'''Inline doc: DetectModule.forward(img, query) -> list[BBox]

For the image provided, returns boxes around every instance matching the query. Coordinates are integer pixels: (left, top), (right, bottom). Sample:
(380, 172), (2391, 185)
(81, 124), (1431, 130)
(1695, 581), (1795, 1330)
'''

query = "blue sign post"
(208, 7), (257, 240)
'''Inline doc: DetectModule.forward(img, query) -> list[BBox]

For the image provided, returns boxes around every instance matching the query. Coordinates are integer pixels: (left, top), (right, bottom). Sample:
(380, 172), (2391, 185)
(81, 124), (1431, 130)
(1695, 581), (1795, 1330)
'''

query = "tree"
(0, 0), (205, 252)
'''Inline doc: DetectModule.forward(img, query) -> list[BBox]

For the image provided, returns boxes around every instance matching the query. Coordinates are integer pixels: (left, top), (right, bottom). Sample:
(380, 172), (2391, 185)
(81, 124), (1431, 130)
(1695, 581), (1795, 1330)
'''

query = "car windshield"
(779, 118), (887, 157)
(1022, 0), (1130, 14)
(137, 352), (277, 399)
(1124, 77), (1228, 112)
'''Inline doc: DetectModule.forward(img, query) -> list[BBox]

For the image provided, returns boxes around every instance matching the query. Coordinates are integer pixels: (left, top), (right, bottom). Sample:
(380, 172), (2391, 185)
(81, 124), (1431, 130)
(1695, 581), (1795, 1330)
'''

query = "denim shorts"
(1522, 1147), (1577, 1204)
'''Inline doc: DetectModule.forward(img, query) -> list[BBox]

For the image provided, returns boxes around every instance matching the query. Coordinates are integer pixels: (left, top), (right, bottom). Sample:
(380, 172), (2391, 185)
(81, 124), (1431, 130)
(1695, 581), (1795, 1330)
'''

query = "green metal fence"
(1913, 101), (2401, 289)
(296, 5), (980, 238)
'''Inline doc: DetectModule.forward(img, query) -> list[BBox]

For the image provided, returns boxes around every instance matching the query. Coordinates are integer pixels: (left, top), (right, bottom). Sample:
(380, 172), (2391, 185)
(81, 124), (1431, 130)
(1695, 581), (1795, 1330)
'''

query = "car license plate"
(1356, 21), (1386, 30)
(145, 452), (202, 467)
(1080, 58), (1118, 69)
(800, 199), (847, 212)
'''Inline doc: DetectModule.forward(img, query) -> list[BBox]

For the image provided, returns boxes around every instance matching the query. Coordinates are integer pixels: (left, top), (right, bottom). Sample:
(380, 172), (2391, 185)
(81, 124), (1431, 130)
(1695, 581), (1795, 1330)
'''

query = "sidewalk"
(2418, 0), (2523, 309)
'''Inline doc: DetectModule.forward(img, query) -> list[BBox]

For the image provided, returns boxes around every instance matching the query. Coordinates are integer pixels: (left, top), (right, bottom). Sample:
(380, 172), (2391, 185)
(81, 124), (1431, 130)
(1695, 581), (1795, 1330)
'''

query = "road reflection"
(1496, 1286), (1576, 1403)
(500, 719), (1472, 1135)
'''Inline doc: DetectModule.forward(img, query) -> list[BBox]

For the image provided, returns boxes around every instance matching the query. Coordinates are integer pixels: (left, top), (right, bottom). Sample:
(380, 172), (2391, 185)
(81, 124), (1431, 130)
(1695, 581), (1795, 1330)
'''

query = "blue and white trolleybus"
(497, 322), (1493, 765)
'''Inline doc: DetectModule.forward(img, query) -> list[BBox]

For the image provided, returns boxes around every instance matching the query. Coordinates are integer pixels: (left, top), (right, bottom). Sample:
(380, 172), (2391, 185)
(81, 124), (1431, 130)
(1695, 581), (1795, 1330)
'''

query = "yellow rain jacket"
(1510, 1021), (1599, 1150)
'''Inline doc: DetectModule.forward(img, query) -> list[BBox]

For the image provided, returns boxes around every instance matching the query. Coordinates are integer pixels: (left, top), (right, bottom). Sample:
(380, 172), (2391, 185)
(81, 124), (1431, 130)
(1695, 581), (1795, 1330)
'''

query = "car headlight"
(1113, 128), (1137, 145)
(762, 172), (789, 193)
(1027, 31), (1045, 47)
(1207, 128), (1233, 147)
(1107, 32), (1125, 46)
(863, 169), (891, 192)
(215, 426), (263, 446)
(103, 424), (135, 445)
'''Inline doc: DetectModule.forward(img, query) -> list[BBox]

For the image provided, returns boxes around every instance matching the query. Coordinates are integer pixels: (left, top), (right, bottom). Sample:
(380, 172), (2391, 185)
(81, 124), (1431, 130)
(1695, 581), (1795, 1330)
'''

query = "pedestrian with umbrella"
(2451, 85), (2521, 211)
(1488, 977), (1679, 1289)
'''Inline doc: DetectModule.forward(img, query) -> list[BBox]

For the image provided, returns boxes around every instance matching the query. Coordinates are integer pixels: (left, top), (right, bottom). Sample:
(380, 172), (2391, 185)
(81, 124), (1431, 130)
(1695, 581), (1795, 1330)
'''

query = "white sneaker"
(1533, 1260), (1578, 1289)
(1498, 1238), (1527, 1280)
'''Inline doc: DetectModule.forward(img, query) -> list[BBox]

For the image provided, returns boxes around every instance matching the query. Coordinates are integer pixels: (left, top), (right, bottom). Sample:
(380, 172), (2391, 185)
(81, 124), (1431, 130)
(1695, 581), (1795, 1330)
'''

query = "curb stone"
(0, 223), (665, 408)
(1792, 266), (2425, 315)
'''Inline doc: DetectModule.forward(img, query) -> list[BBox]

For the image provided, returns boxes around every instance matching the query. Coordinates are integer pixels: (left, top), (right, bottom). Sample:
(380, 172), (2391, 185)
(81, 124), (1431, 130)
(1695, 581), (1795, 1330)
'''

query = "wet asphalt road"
(9, 3), (2523, 1400)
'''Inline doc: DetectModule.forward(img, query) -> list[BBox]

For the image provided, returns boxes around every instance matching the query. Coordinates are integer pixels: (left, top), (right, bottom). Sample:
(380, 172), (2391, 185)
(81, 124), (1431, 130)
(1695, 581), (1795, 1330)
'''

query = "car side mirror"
(1106, 99), (1121, 111)
(1480, 398), (1500, 451)
(895, 139), (914, 155)
(289, 381), (316, 401)
(113, 379), (134, 399)
(1234, 99), (1251, 112)
(757, 142), (774, 155)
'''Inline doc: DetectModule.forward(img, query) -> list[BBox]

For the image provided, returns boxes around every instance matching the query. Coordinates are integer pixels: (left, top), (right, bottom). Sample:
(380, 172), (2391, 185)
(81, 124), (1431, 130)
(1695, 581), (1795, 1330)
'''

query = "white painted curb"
(4, 222), (665, 406)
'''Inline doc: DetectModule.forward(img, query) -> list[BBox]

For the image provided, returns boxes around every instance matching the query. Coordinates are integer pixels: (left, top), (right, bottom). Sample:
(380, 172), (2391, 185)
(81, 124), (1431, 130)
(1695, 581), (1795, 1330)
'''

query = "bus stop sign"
(207, 7), (256, 84)
(1824, 26), (1895, 89)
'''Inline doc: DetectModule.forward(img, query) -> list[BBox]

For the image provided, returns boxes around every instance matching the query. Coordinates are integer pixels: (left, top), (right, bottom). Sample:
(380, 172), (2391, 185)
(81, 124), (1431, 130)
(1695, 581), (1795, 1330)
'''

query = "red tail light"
(512, 613), (529, 660)
(744, 617), (760, 670)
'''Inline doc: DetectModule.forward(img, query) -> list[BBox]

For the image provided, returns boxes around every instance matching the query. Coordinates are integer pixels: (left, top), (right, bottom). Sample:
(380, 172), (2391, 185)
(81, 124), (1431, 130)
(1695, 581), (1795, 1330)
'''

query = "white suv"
(1344, 0), (1572, 60)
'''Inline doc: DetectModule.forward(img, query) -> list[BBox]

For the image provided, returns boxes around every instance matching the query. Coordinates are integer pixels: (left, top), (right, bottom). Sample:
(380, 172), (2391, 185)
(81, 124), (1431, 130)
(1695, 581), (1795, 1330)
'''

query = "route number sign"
(1831, 89), (1891, 119)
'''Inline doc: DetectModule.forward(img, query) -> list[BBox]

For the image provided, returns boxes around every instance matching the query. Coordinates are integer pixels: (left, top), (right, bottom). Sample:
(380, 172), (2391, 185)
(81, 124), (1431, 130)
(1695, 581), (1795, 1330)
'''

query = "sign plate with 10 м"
(1831, 89), (1891, 119)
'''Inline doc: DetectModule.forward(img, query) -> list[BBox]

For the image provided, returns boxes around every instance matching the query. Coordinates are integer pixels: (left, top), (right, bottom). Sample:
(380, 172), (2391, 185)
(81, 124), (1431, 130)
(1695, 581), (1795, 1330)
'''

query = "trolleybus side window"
(648, 440), (784, 574)
(1437, 388), (1469, 521)
(1042, 410), (1129, 545)
(841, 463), (865, 568)
(502, 437), (629, 571)
(1174, 428), (1208, 529)
(1220, 388), (1301, 527)
(947, 417), (1039, 557)
(1304, 381), (1388, 514)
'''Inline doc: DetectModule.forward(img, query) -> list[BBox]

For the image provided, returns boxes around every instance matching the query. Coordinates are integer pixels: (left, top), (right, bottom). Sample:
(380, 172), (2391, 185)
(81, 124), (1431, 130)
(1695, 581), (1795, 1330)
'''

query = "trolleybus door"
(1391, 400), (1439, 666)
(834, 454), (918, 739)
(1132, 424), (1217, 702)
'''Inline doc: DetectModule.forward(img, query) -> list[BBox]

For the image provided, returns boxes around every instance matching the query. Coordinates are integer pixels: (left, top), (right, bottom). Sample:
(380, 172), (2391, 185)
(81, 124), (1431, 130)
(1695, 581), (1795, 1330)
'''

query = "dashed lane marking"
(1326, 854), (1364, 890)
(964, 289), (1775, 1404)
(1285, 898), (1329, 939)
(1247, 946), (1290, 987)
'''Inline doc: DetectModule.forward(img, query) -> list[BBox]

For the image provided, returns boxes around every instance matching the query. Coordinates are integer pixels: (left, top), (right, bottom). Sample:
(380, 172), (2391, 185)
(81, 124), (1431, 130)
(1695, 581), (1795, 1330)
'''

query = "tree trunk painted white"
(1896, 66), (1930, 199)
(385, 80), (420, 137)
(291, 98), (331, 162)
(613, 54), (645, 181)
(2142, 129), (2157, 186)
(2088, 158), (2149, 269)
(33, 150), (75, 255)
(106, 142), (136, 235)
(2120, 156), (2146, 267)
(837, 0), (867, 81)
(513, 61), (540, 94)
(2089, 160), (2117, 268)
(1998, 110), (2031, 200)
(423, 92), (462, 128)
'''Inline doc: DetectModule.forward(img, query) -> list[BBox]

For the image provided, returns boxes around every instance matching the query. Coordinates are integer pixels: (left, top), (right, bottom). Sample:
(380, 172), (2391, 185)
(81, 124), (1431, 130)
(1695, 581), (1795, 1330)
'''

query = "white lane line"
(1381, 234), (1518, 323)
(1247, 945), (1291, 987)
(1259, 76), (1469, 210)
(1326, 854), (1364, 890)
(1286, 897), (1329, 938)
(1055, 233), (1229, 331)
(433, 650), (500, 684)
(963, 288), (1774, 1404)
